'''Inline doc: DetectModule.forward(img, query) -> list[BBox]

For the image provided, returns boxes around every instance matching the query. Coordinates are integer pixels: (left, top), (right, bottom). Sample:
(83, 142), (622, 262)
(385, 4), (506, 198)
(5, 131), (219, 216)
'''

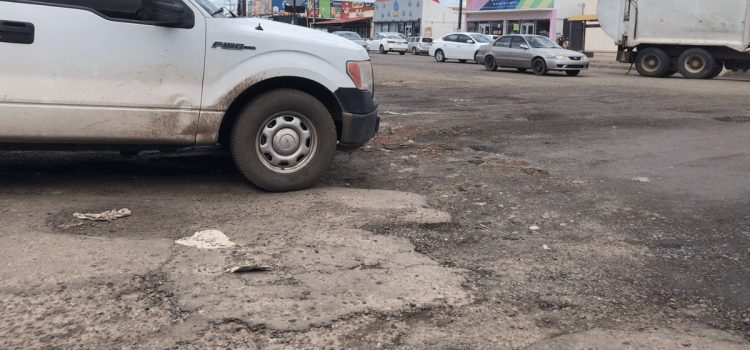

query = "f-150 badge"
(212, 42), (256, 50)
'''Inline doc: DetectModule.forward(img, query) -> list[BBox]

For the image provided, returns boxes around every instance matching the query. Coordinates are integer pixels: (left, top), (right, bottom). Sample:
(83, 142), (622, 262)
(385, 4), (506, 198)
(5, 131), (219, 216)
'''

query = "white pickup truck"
(0, 0), (379, 191)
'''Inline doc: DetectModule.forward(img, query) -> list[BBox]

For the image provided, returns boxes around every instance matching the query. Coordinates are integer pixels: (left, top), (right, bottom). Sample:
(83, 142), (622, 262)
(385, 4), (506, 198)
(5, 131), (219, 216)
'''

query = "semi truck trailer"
(598, 0), (750, 79)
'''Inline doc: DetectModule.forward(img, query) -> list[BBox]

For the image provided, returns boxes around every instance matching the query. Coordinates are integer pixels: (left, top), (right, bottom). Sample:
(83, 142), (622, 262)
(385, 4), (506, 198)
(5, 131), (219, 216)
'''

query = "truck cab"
(0, 0), (379, 191)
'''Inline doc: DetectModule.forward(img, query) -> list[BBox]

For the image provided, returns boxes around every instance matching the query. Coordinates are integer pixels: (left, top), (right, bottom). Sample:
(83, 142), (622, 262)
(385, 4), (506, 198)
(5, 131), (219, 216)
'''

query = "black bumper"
(334, 88), (380, 149)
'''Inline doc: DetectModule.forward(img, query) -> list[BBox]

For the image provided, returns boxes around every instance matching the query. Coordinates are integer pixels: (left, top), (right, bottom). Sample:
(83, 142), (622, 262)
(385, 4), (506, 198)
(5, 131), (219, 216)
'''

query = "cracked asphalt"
(1, 54), (749, 349)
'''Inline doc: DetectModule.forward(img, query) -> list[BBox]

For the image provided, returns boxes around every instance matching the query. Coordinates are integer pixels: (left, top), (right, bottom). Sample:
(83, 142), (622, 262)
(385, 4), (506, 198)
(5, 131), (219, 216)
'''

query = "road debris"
(529, 225), (541, 232)
(521, 167), (551, 176)
(73, 208), (131, 221)
(59, 222), (85, 230)
(542, 244), (552, 250)
(227, 264), (272, 273)
(632, 177), (651, 182)
(175, 230), (236, 249)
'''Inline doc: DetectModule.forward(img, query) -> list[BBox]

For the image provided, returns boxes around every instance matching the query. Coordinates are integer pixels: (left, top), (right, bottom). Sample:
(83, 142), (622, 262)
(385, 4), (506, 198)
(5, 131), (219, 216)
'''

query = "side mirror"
(140, 0), (191, 27)
(466, 39), (475, 44)
(520, 44), (529, 49)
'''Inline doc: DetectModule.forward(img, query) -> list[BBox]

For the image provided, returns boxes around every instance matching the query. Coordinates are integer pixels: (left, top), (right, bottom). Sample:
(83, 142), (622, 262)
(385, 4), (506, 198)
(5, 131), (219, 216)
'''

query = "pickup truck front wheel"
(230, 89), (337, 192)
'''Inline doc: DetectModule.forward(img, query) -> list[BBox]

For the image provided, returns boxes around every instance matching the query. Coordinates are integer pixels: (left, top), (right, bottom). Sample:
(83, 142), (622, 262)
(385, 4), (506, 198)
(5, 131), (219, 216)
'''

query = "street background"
(1, 55), (749, 349)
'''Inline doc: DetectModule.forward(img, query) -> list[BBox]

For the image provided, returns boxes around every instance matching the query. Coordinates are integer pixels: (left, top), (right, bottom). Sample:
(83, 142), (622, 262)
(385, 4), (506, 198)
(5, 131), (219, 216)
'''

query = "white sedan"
(429, 32), (493, 63)
(367, 32), (408, 55)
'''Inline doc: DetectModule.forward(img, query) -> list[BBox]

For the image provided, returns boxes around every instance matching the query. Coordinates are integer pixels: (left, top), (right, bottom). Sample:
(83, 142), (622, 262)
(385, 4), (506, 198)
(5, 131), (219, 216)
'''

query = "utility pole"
(458, 0), (463, 30)
(292, 0), (297, 25)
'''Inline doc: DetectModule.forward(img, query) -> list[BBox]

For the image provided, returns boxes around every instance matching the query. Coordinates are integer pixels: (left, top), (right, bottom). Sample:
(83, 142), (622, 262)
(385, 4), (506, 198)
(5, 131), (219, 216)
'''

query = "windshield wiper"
(211, 7), (237, 17)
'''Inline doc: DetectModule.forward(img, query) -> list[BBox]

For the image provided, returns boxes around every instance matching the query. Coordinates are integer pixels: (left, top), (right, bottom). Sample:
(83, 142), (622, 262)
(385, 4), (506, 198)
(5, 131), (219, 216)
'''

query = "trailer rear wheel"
(707, 59), (725, 79)
(635, 47), (670, 77)
(678, 48), (717, 79)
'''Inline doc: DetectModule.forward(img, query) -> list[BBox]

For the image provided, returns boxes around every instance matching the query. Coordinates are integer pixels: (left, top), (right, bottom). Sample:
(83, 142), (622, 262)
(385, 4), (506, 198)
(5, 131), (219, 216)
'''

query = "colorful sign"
(320, 0), (332, 18)
(272, 0), (308, 14)
(467, 0), (553, 12)
(373, 0), (421, 22)
(252, 0), (273, 15)
(340, 1), (374, 18)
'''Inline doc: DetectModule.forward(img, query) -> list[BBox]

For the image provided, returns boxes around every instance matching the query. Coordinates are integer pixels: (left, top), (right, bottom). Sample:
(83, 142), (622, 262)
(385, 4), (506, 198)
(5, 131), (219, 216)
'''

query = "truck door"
(0, 0), (206, 145)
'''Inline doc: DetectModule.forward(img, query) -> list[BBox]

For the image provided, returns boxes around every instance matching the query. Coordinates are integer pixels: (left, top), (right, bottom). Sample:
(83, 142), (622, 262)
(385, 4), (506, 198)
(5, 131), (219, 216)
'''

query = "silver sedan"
(476, 35), (589, 76)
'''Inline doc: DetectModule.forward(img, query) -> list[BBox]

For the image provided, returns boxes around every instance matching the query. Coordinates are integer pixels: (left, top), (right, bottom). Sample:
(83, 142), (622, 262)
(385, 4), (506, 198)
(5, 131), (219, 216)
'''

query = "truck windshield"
(528, 36), (559, 48)
(193, 0), (228, 17)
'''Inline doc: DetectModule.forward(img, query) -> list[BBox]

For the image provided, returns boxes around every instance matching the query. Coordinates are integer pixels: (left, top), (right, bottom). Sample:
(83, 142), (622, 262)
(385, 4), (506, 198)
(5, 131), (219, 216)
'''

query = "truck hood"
(207, 18), (370, 62)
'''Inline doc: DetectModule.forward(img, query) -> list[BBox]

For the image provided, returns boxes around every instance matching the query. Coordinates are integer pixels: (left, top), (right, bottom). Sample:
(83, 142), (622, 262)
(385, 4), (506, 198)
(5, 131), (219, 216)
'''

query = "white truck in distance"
(598, 0), (750, 79)
(0, 0), (379, 192)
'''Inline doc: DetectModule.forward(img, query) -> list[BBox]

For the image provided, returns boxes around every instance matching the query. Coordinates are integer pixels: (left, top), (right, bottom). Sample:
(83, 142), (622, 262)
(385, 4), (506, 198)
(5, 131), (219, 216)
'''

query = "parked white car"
(429, 32), (493, 63)
(0, 0), (379, 192)
(368, 32), (408, 55)
(407, 36), (433, 55)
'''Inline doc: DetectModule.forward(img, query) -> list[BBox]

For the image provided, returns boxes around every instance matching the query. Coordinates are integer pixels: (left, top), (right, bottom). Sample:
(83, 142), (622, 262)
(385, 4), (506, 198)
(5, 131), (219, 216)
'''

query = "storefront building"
(373, 0), (423, 36)
(312, 1), (376, 37)
(372, 0), (459, 38)
(465, 0), (556, 38)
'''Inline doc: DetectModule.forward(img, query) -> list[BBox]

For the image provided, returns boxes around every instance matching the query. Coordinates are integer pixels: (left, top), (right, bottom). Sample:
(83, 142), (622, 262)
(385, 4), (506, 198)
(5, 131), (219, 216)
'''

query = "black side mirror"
(140, 0), (193, 28)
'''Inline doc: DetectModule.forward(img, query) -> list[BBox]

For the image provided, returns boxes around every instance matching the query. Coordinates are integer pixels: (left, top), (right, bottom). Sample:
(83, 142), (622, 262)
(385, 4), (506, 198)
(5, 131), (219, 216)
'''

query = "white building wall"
(555, 0), (587, 36)
(582, 0), (617, 53)
(421, 0), (460, 38)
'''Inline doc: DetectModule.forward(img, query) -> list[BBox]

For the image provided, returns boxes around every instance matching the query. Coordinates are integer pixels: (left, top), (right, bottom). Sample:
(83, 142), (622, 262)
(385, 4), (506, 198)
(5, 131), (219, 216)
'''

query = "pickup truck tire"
(677, 48), (717, 79)
(230, 89), (337, 192)
(635, 47), (670, 77)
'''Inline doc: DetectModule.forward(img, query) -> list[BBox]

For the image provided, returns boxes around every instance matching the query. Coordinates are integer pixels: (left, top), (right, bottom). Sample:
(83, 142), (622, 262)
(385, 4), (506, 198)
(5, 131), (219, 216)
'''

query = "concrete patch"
(168, 227), (470, 331)
(399, 208), (453, 224)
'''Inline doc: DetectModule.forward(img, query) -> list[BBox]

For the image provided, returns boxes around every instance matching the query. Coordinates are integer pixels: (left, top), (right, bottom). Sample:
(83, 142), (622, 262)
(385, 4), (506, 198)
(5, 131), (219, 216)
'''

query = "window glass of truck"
(193, 0), (227, 17)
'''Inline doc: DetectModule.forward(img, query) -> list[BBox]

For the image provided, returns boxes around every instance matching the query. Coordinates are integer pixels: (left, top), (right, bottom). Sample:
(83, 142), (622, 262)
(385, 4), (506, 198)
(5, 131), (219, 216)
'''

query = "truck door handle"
(0, 20), (35, 44)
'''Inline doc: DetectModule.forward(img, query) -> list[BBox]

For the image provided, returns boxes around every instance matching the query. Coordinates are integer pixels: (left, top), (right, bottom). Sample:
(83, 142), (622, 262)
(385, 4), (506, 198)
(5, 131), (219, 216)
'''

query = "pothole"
(45, 207), (198, 239)
(714, 116), (750, 123)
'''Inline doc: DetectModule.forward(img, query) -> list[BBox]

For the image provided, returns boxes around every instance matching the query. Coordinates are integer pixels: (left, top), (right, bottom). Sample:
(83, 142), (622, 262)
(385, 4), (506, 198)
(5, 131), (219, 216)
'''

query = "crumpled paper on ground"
(73, 208), (132, 221)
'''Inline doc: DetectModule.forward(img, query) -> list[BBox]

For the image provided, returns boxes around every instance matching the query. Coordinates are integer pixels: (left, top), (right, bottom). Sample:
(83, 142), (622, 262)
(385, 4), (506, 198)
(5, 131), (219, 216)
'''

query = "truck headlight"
(347, 60), (374, 96)
(553, 55), (568, 60)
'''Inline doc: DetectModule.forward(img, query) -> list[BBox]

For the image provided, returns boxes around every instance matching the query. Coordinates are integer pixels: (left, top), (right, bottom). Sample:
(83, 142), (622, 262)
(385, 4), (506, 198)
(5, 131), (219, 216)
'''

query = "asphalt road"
(1, 53), (749, 349)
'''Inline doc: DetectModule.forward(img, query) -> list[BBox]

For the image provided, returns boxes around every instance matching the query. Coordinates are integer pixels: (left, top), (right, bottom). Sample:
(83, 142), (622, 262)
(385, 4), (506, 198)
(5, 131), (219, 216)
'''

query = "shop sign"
(374, 0), (421, 21)
(467, 0), (553, 12)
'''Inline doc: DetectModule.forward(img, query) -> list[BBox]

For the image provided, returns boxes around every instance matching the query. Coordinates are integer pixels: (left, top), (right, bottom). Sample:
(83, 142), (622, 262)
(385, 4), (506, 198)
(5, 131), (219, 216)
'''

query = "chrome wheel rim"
(256, 114), (317, 173)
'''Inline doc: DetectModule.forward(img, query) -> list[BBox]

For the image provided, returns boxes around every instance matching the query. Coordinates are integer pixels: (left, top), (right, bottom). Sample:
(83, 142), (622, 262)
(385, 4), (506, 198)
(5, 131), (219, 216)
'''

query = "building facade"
(465, 0), (556, 38)
(465, 0), (588, 40)
(312, 0), (376, 37)
(373, 0), (423, 36)
(373, 0), (459, 39)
